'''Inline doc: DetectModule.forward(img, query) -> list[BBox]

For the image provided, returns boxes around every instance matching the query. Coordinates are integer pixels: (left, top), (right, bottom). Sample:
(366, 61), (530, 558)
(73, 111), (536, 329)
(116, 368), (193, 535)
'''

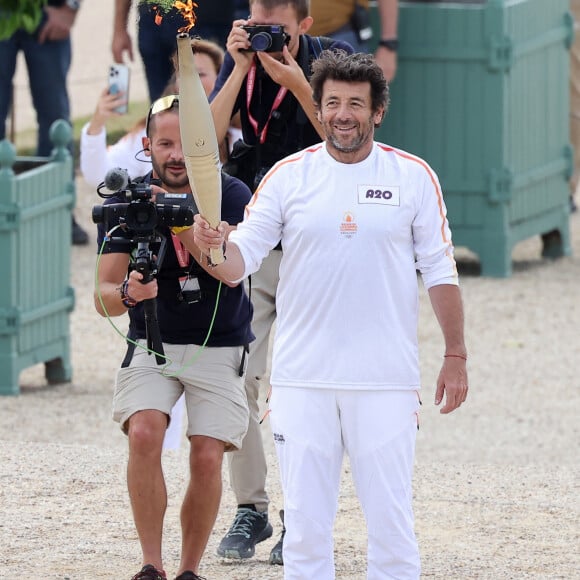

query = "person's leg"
(178, 435), (225, 573)
(0, 36), (20, 142)
(269, 386), (343, 579)
(138, 4), (179, 101)
(20, 30), (89, 245)
(219, 250), (281, 559)
(114, 342), (184, 575)
(21, 34), (71, 156)
(126, 409), (169, 572)
(229, 249), (281, 511)
(340, 390), (421, 580)
(178, 344), (249, 573)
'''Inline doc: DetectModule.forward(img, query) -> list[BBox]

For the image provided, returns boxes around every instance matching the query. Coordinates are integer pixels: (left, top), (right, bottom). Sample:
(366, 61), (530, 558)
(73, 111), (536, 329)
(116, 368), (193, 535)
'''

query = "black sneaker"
(174, 572), (206, 580)
(72, 217), (89, 245)
(217, 504), (273, 559)
(131, 564), (166, 580)
(268, 509), (285, 565)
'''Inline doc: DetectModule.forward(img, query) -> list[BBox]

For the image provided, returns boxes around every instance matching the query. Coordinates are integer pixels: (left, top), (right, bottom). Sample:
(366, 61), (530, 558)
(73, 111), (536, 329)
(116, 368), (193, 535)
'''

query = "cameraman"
(94, 95), (253, 580)
(209, 0), (354, 565)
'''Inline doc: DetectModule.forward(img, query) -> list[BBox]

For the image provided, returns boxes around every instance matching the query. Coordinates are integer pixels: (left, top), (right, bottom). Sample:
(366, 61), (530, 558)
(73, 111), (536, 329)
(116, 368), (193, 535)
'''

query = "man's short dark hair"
(310, 50), (390, 117)
(146, 95), (180, 137)
(249, 0), (310, 22)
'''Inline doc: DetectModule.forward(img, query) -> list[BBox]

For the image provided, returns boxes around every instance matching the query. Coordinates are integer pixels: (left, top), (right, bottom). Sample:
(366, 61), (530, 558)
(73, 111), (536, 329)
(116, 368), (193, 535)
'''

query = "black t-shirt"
(96, 172), (254, 347)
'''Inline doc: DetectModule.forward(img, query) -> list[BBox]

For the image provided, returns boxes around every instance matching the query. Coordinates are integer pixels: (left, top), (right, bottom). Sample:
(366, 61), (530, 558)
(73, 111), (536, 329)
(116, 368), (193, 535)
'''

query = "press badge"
(178, 275), (202, 304)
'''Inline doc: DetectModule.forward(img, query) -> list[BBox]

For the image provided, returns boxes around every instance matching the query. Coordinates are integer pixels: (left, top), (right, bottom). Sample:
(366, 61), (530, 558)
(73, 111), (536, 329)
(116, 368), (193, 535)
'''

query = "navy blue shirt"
(96, 172), (254, 347)
(210, 34), (354, 171)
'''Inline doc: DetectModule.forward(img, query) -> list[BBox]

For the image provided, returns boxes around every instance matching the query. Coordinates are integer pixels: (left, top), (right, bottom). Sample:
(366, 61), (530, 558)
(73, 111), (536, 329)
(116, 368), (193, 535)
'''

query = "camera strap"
(246, 62), (288, 144)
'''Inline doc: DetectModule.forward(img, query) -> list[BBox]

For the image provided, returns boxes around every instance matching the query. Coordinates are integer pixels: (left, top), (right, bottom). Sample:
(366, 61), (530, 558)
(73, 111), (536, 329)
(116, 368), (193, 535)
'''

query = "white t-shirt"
(80, 124), (149, 189)
(229, 141), (458, 391)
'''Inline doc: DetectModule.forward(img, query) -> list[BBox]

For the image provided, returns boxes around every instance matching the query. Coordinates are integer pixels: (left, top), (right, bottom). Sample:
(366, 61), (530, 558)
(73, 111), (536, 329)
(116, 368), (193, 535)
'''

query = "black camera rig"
(93, 168), (197, 364)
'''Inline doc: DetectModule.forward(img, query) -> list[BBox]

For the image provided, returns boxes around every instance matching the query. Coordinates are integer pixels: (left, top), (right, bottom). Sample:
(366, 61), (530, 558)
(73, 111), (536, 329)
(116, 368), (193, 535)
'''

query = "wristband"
(378, 39), (399, 52)
(120, 279), (137, 309)
(444, 354), (467, 361)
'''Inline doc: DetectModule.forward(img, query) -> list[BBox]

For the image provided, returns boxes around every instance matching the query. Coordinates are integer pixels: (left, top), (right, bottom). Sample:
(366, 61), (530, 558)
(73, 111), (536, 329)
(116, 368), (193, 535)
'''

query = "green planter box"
(372, 0), (573, 276)
(0, 120), (75, 395)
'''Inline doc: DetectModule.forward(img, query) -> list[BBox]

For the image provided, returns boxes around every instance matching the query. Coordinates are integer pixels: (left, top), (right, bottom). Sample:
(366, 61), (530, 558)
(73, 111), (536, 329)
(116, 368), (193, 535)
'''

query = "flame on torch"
(174, 0), (198, 34)
(149, 1), (197, 33)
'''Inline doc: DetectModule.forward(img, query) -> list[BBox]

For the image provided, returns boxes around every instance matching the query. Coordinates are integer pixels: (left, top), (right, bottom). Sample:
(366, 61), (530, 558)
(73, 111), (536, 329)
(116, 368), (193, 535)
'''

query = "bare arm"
(374, 0), (399, 81)
(38, 5), (77, 44)
(257, 47), (325, 140)
(187, 216), (246, 282)
(210, 19), (255, 144)
(86, 88), (126, 135)
(428, 283), (469, 414)
(210, 66), (249, 145)
(176, 225), (243, 287)
(95, 253), (128, 317)
(112, 0), (133, 62)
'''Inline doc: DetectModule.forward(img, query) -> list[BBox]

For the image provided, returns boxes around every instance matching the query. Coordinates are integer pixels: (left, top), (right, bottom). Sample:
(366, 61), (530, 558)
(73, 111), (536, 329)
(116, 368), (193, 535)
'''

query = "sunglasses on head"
(145, 94), (179, 136)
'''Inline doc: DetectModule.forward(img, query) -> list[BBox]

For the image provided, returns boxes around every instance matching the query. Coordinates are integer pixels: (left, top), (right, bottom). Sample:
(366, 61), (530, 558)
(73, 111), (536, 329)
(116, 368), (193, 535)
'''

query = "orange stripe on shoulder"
(377, 144), (450, 245)
(244, 145), (324, 217)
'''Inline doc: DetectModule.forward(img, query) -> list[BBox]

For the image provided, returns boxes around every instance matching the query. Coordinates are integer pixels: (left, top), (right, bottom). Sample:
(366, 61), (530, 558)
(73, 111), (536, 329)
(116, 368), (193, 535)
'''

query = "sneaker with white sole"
(217, 504), (273, 559)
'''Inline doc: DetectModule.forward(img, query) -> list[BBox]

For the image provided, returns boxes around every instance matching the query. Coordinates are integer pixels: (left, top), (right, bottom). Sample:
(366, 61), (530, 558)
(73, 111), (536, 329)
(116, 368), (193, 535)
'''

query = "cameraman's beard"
(151, 159), (189, 190)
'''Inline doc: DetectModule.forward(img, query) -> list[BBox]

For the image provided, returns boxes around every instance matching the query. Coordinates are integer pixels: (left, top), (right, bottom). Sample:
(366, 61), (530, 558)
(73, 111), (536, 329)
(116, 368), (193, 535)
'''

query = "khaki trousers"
(227, 249), (282, 512)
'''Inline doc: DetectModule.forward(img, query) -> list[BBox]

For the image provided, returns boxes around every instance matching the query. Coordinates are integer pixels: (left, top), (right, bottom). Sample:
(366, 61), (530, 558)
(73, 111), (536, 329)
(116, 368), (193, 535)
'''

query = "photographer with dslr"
(209, 0), (354, 566)
(94, 95), (253, 580)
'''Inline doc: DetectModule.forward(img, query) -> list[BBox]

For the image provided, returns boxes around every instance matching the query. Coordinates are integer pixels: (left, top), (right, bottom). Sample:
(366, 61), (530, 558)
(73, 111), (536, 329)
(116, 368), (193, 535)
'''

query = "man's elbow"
(94, 292), (109, 317)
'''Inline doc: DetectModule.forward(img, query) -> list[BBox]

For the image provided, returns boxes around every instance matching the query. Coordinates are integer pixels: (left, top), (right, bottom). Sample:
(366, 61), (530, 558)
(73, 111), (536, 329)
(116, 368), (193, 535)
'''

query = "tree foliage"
(0, 0), (48, 40)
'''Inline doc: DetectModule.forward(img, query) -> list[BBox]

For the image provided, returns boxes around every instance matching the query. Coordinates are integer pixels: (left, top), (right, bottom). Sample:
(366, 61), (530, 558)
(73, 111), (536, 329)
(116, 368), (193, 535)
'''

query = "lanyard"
(246, 62), (288, 144)
(170, 232), (190, 270)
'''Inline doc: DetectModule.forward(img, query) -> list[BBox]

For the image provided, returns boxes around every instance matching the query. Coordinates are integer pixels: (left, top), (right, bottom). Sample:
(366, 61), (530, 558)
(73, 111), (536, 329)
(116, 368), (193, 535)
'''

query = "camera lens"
(251, 32), (272, 52)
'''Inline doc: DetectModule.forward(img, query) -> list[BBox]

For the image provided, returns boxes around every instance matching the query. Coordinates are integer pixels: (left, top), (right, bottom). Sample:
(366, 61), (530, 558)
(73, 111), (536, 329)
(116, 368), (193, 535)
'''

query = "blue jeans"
(138, 3), (231, 101)
(0, 24), (71, 156)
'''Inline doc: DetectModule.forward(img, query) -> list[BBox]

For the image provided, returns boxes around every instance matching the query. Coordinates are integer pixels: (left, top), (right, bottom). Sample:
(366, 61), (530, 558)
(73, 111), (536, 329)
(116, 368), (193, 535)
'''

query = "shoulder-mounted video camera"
(92, 168), (196, 236)
(241, 24), (290, 53)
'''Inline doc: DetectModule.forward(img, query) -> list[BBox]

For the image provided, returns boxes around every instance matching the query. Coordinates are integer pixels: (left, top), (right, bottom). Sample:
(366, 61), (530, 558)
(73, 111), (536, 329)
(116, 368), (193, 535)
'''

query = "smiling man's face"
(318, 79), (384, 163)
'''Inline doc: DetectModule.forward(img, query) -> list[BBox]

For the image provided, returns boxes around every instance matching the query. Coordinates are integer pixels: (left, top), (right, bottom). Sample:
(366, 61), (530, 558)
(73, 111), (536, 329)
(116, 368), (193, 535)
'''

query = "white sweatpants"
(269, 387), (421, 580)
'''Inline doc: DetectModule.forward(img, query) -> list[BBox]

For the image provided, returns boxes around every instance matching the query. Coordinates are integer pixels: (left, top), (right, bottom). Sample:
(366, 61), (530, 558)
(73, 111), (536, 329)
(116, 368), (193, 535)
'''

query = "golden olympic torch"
(176, 32), (224, 265)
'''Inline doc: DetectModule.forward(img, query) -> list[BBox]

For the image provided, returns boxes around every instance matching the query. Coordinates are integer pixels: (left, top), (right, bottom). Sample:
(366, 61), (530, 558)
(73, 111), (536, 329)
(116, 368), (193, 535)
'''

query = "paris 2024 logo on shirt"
(340, 212), (358, 239)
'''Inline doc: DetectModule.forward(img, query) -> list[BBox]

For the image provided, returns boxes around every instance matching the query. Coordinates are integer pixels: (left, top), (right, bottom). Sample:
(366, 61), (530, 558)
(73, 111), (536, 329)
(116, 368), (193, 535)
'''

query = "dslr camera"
(92, 179), (195, 236)
(242, 24), (290, 52)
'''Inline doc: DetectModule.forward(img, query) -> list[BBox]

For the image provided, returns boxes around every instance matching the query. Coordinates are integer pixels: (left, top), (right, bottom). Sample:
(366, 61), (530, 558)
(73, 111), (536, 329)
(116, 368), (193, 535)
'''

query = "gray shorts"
(112, 341), (249, 451)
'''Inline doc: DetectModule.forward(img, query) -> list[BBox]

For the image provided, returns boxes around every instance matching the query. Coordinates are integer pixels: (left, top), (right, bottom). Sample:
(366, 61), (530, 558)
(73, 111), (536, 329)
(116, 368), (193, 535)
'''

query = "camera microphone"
(104, 167), (130, 192)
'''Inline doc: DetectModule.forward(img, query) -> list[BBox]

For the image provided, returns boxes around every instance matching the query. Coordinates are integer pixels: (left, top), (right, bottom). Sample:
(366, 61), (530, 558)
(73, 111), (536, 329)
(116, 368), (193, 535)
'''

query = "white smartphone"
(108, 64), (130, 114)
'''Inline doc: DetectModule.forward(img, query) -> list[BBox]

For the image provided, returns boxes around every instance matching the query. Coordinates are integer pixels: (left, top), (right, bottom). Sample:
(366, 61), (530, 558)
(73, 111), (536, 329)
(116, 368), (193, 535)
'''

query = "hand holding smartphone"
(108, 64), (130, 114)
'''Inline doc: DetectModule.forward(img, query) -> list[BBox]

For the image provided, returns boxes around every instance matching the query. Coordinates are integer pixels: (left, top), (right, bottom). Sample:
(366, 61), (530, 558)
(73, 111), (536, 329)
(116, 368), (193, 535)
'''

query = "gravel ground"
(0, 180), (578, 579)
(3, 1), (578, 576)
